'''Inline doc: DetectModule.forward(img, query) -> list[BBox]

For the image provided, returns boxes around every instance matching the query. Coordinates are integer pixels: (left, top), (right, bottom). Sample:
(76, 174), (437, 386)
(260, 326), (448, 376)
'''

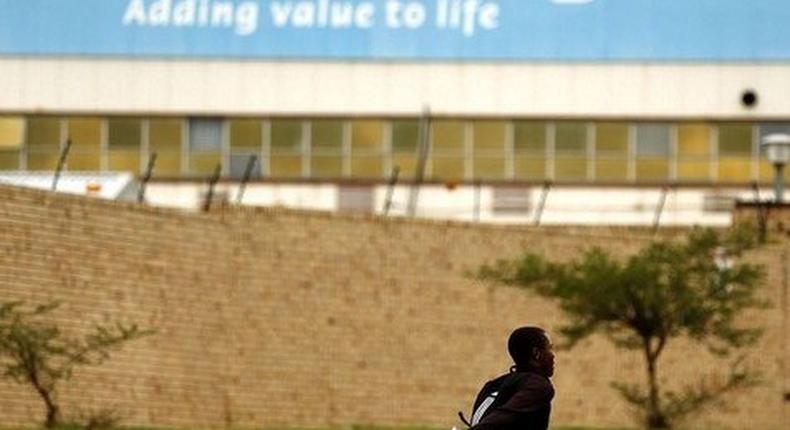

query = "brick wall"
(734, 202), (790, 239)
(0, 185), (787, 430)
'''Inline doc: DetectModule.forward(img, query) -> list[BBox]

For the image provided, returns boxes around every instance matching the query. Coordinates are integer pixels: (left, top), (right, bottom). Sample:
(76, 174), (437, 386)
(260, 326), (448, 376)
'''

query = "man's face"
(536, 334), (555, 377)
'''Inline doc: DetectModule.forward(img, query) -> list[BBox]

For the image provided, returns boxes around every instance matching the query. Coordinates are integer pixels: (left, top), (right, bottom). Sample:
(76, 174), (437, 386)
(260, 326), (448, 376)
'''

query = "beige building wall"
(0, 184), (787, 429)
(1, 59), (789, 118)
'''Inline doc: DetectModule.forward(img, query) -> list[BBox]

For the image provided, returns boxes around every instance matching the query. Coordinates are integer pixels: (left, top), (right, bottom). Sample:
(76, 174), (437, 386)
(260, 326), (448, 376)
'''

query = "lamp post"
(761, 133), (790, 203)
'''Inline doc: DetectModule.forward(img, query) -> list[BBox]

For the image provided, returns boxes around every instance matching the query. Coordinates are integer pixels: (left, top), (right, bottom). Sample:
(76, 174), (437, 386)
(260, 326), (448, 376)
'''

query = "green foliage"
(0, 301), (154, 428)
(477, 227), (767, 429)
(609, 356), (760, 424)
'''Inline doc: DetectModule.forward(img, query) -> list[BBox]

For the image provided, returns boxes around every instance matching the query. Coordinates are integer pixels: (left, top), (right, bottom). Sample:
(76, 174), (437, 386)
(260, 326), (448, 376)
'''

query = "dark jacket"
(471, 371), (554, 430)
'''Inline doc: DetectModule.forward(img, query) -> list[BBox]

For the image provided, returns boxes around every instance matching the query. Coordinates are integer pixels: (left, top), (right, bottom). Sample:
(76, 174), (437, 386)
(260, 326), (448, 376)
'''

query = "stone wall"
(0, 185), (787, 429)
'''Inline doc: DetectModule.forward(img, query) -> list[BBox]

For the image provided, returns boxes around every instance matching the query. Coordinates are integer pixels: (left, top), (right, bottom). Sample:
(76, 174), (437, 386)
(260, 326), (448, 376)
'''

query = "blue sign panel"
(0, 0), (789, 61)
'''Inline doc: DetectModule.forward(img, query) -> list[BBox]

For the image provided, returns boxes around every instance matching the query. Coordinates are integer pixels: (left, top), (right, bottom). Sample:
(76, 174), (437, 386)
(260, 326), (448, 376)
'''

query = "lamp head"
(762, 133), (790, 165)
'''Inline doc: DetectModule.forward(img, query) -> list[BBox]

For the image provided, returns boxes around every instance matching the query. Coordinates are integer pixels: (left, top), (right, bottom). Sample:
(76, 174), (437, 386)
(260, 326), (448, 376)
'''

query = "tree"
(477, 227), (766, 429)
(0, 301), (154, 428)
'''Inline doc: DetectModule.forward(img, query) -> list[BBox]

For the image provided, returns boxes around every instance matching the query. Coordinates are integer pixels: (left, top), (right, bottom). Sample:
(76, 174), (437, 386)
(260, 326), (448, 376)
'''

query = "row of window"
(0, 116), (788, 183)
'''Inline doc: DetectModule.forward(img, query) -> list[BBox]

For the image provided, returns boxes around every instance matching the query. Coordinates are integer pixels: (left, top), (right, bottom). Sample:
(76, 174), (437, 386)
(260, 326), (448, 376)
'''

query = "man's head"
(508, 326), (554, 377)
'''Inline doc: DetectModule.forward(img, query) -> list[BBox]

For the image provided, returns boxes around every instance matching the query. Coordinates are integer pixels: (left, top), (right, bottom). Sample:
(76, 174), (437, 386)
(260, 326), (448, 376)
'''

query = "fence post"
(407, 106), (431, 217)
(137, 152), (158, 204)
(751, 182), (769, 243)
(383, 166), (400, 216)
(652, 184), (675, 234)
(236, 154), (258, 205)
(51, 139), (72, 192)
(473, 180), (482, 222)
(202, 164), (222, 212)
(534, 181), (552, 226)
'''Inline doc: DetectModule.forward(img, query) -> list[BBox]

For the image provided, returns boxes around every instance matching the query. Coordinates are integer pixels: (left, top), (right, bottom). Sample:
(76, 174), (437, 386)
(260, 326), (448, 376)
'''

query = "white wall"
(1, 59), (789, 118)
(141, 182), (771, 227)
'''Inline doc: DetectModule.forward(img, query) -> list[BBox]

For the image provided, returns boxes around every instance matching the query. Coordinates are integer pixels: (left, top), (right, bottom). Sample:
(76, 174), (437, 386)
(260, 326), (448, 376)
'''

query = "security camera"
(741, 90), (758, 108)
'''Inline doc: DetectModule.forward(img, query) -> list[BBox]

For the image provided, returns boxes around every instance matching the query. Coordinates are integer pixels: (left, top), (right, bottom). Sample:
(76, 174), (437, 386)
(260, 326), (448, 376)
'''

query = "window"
(269, 155), (301, 178)
(472, 121), (505, 179)
(431, 120), (465, 180)
(149, 118), (183, 176)
(0, 117), (24, 169)
(229, 119), (262, 179)
(27, 117), (61, 147)
(189, 118), (222, 152)
(555, 122), (587, 180)
(66, 117), (101, 171)
(514, 157), (546, 180)
(311, 120), (343, 152)
(190, 152), (222, 176)
(596, 123), (628, 154)
(108, 118), (141, 149)
(352, 120), (383, 152)
(270, 120), (304, 178)
(636, 124), (670, 157)
(432, 121), (465, 154)
(188, 118), (222, 175)
(392, 120), (420, 179)
(311, 120), (343, 178)
(271, 120), (303, 153)
(677, 123), (710, 181)
(392, 120), (420, 153)
(635, 123), (670, 181)
(0, 117), (24, 149)
(26, 117), (61, 170)
(68, 117), (101, 149)
(718, 123), (752, 182)
(108, 118), (141, 173)
(351, 120), (384, 178)
(555, 122), (586, 153)
(678, 123), (710, 157)
(432, 157), (465, 181)
(312, 155), (343, 178)
(514, 121), (546, 153)
(513, 121), (547, 180)
(474, 158), (505, 180)
(230, 119), (261, 150)
(718, 124), (752, 155)
(150, 119), (182, 150)
(391, 154), (417, 179)
(229, 154), (260, 179)
(595, 122), (628, 181)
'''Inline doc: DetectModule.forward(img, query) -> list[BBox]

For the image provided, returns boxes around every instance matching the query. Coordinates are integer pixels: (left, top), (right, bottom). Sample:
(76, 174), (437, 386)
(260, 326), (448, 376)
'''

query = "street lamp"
(761, 133), (790, 203)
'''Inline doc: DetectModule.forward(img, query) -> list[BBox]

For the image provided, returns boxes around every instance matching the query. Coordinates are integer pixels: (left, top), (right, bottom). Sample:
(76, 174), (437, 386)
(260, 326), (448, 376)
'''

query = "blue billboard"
(0, 0), (789, 61)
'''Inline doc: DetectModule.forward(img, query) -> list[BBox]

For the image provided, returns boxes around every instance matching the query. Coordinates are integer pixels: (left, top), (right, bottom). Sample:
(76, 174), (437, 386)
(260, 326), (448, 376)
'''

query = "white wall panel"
(61, 61), (96, 110)
(643, 66), (681, 114)
(1, 59), (789, 118)
(94, 62), (127, 111)
(601, 66), (643, 116)
(140, 182), (744, 226)
(496, 66), (532, 116)
(758, 66), (790, 111)
(0, 59), (23, 108)
(19, 59), (62, 111)
(169, 62), (207, 112)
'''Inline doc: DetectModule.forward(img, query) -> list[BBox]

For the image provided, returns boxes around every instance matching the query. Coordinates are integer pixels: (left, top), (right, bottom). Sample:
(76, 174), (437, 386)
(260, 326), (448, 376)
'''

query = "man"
(467, 326), (555, 430)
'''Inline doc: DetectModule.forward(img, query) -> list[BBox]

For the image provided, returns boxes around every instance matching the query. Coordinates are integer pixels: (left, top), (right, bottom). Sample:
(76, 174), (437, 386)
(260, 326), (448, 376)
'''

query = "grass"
(0, 425), (658, 430)
(0, 421), (737, 430)
(11, 424), (746, 430)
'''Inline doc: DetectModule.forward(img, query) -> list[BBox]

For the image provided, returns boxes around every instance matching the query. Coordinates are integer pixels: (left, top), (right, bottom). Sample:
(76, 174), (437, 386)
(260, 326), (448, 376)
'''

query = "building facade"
(1, 0), (789, 223)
